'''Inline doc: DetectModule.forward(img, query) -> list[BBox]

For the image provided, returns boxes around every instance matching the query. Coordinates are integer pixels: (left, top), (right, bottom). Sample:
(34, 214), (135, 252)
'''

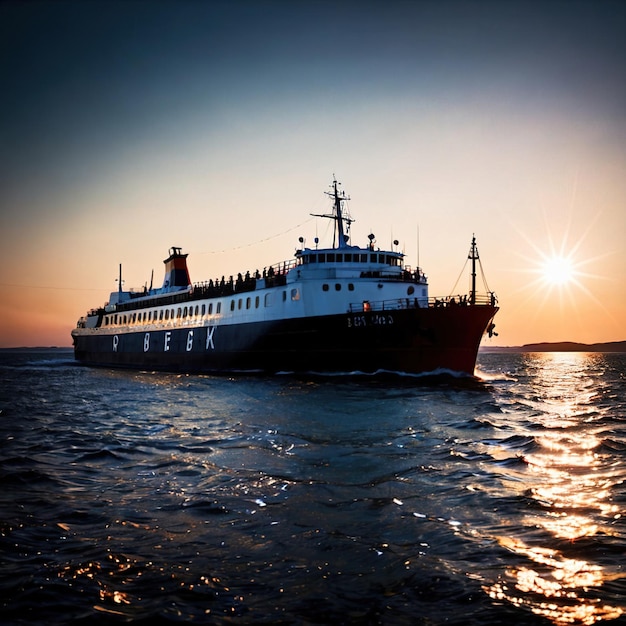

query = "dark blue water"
(1, 349), (625, 625)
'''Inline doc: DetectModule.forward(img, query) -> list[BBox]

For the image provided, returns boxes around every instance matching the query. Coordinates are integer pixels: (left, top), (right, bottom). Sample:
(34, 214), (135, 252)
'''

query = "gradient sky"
(1, 0), (624, 348)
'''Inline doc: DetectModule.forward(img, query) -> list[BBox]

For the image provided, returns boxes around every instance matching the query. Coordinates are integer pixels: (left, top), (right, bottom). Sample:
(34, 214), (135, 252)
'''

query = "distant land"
(482, 341), (626, 353)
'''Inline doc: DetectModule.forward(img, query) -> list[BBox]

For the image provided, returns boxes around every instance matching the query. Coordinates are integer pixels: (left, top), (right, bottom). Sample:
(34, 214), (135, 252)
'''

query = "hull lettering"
(347, 314), (394, 328)
(206, 326), (215, 350)
(164, 331), (171, 352)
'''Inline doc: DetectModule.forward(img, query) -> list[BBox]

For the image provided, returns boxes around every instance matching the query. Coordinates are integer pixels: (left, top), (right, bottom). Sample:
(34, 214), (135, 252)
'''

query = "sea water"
(1, 349), (624, 625)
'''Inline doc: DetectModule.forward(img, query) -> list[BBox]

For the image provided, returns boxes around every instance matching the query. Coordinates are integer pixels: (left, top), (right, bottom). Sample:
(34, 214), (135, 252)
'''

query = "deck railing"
(348, 293), (496, 313)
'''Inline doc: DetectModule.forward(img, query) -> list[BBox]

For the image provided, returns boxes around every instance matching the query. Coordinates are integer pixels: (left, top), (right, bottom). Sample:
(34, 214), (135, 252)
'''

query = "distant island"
(482, 341), (626, 353)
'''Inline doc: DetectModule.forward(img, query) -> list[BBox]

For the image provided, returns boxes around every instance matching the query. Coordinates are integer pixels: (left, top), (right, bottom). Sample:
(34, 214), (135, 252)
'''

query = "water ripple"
(0, 350), (625, 624)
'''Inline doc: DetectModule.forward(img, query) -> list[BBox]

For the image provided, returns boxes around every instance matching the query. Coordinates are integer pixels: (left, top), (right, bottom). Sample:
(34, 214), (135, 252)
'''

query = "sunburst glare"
(510, 206), (610, 319)
(541, 254), (575, 286)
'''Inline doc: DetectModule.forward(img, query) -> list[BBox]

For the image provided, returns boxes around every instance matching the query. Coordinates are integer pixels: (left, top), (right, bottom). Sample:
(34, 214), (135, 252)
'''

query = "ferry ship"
(72, 179), (498, 376)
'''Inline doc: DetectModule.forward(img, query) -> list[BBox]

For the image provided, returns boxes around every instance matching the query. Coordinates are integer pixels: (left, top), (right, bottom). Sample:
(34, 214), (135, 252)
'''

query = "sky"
(1, 0), (624, 348)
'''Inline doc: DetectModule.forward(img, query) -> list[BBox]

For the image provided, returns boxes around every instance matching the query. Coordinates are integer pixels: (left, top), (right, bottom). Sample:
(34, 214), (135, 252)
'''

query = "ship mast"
(311, 178), (354, 249)
(469, 235), (478, 305)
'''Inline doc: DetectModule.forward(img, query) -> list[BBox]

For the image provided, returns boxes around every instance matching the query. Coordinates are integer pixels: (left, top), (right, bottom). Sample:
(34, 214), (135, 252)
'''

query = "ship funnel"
(162, 247), (191, 290)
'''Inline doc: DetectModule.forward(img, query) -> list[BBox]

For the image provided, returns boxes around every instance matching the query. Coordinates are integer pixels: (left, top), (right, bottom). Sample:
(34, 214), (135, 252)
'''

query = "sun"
(541, 255), (575, 286)
(512, 215), (602, 309)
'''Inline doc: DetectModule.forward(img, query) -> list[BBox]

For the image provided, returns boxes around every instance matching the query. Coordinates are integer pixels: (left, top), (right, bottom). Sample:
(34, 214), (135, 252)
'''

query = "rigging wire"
(0, 283), (107, 291)
(194, 216), (316, 256)
(449, 258), (469, 296)
(1, 216), (320, 292)
(478, 257), (492, 293)
(448, 245), (493, 297)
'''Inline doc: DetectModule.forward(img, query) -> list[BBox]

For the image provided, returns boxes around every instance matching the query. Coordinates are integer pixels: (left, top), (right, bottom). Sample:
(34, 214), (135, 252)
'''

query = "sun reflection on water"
(484, 352), (625, 624)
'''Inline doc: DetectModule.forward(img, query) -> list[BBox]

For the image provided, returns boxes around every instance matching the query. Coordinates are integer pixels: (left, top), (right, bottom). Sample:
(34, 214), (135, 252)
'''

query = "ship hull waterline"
(72, 304), (498, 377)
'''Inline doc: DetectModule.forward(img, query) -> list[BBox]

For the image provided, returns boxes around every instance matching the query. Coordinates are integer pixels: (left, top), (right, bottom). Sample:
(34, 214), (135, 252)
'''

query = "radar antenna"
(311, 177), (354, 249)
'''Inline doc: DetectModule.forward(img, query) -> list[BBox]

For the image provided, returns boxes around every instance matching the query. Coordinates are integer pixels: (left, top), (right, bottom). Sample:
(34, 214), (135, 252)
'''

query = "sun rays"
(510, 208), (611, 323)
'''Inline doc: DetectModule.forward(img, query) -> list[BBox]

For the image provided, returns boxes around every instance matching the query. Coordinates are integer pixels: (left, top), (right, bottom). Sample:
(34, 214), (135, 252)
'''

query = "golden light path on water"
(484, 353), (624, 625)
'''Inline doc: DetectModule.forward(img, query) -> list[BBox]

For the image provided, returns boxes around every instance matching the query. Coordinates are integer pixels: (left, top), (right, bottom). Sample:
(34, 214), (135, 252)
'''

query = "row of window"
(300, 252), (401, 266)
(323, 283), (356, 292)
(104, 301), (224, 326)
(103, 287), (308, 327)
(102, 283), (363, 327)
